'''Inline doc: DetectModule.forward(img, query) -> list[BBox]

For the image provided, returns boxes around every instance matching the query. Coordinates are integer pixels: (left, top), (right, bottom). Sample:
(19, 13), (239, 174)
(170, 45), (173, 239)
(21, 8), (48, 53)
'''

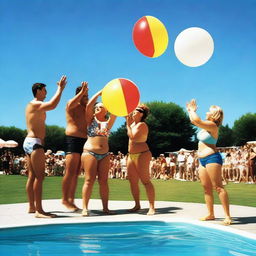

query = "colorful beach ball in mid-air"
(174, 27), (214, 67)
(102, 78), (140, 117)
(132, 16), (169, 58)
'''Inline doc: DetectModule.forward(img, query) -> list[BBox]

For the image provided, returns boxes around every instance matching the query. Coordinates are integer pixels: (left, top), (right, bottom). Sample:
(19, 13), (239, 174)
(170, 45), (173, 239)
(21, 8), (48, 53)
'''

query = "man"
(62, 82), (88, 211)
(177, 149), (186, 180)
(23, 75), (67, 218)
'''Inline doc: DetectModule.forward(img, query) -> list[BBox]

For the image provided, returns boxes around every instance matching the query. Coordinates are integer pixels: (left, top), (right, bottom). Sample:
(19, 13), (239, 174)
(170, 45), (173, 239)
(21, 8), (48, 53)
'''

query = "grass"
(0, 175), (255, 207)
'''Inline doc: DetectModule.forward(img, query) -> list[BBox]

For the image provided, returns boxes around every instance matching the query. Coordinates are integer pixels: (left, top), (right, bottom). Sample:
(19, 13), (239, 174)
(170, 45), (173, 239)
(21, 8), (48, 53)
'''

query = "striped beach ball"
(132, 16), (169, 58)
(102, 78), (140, 117)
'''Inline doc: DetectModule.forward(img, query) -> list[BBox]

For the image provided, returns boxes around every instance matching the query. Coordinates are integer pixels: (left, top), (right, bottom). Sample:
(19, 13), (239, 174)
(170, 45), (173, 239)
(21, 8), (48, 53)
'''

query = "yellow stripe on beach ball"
(146, 16), (169, 58)
(102, 79), (128, 116)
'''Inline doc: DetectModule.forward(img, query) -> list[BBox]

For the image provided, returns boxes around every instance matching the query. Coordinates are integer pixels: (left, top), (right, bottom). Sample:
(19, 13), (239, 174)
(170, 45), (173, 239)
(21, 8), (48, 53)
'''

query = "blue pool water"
(0, 221), (256, 256)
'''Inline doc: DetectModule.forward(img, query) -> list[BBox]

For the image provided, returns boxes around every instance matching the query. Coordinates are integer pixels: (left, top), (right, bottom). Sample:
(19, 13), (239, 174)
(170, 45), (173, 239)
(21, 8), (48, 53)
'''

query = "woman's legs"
(137, 151), (155, 215)
(127, 156), (141, 211)
(81, 153), (97, 216)
(98, 155), (111, 213)
(198, 165), (215, 220)
(206, 163), (231, 224)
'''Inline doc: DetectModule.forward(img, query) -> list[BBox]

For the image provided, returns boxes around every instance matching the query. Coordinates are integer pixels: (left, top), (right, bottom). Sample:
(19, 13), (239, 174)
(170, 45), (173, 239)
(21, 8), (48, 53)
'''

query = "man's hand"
(81, 81), (88, 94)
(57, 75), (67, 91)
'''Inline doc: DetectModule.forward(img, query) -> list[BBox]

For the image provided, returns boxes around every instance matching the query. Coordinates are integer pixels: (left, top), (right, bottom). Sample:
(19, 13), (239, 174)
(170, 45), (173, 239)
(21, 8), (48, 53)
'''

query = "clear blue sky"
(0, 0), (255, 131)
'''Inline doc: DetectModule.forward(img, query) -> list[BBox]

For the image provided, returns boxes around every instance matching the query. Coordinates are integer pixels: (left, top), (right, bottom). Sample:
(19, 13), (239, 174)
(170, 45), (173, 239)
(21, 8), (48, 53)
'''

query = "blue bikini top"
(87, 118), (110, 137)
(197, 130), (217, 145)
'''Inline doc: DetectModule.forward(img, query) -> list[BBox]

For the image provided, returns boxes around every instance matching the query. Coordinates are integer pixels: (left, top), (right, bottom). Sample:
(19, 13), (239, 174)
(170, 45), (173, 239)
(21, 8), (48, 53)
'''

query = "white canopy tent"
(0, 139), (18, 148)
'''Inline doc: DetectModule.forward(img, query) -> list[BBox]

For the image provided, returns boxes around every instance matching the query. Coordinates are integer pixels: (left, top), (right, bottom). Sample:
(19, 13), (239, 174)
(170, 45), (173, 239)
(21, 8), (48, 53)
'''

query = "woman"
(186, 99), (232, 225)
(81, 90), (116, 216)
(126, 104), (155, 215)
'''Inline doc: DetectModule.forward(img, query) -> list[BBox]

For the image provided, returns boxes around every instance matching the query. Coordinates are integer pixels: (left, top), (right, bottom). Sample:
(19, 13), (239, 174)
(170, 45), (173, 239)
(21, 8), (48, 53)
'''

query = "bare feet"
(199, 215), (215, 221)
(147, 208), (155, 216)
(35, 211), (57, 218)
(223, 217), (232, 225)
(127, 206), (141, 213)
(28, 207), (36, 213)
(82, 209), (89, 217)
(62, 201), (80, 212)
(103, 209), (116, 215)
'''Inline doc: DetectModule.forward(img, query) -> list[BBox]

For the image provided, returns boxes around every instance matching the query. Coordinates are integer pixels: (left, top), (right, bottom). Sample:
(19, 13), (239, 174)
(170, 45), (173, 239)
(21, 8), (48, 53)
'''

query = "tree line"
(0, 101), (255, 156)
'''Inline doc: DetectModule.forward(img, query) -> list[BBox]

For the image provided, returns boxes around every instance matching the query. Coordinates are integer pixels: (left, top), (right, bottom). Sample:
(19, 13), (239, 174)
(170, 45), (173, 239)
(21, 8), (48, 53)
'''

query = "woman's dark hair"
(76, 86), (82, 95)
(136, 104), (150, 122)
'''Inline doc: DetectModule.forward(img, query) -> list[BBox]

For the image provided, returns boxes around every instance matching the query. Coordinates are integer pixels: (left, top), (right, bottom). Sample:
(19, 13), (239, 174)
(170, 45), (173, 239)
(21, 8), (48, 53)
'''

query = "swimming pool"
(0, 221), (256, 256)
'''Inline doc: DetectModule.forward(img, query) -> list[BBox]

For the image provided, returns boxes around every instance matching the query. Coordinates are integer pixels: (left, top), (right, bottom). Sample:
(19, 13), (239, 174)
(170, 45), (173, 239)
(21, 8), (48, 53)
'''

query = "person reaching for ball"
(186, 99), (232, 225)
(81, 90), (116, 216)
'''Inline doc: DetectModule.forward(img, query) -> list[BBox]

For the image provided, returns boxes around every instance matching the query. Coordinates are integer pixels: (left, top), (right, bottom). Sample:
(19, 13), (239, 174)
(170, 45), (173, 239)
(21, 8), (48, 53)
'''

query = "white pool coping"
(0, 199), (255, 240)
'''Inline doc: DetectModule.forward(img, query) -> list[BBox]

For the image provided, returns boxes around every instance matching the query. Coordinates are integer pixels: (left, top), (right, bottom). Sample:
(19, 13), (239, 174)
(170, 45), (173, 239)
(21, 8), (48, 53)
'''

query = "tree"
(109, 125), (129, 154)
(146, 101), (196, 156)
(218, 124), (234, 147)
(109, 101), (196, 156)
(232, 113), (256, 145)
(45, 125), (66, 152)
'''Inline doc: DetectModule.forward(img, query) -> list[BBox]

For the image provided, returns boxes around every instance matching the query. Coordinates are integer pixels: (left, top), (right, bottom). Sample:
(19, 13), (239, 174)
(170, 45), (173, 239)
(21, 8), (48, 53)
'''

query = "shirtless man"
(62, 82), (88, 211)
(23, 75), (67, 218)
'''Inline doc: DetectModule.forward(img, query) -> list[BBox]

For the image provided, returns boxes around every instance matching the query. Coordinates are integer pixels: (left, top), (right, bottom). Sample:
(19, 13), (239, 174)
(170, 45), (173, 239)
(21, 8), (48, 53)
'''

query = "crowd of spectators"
(1, 142), (255, 184)
(0, 149), (66, 177)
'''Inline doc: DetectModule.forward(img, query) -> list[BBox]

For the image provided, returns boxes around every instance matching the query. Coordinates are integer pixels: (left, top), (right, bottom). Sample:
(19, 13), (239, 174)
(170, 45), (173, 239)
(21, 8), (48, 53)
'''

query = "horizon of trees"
(0, 102), (255, 156)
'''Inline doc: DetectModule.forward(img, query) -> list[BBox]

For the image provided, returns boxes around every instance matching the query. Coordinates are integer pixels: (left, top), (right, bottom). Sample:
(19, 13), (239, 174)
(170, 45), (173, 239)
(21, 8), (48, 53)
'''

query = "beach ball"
(132, 16), (169, 58)
(102, 78), (140, 117)
(174, 27), (214, 67)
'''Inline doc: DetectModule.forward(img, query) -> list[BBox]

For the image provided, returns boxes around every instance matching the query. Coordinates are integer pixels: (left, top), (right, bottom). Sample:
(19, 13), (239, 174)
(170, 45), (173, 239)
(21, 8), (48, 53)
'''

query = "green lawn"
(0, 175), (255, 207)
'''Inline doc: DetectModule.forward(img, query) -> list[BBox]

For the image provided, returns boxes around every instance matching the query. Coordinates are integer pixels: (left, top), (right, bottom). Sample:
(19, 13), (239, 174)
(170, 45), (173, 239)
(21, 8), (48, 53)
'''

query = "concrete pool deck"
(0, 199), (255, 239)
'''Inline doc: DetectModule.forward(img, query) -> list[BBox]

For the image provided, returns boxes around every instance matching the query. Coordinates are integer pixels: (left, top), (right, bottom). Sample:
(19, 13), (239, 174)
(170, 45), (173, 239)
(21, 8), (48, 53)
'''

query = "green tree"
(109, 124), (128, 154)
(146, 101), (196, 156)
(109, 101), (196, 156)
(232, 113), (256, 145)
(45, 125), (65, 152)
(218, 124), (234, 147)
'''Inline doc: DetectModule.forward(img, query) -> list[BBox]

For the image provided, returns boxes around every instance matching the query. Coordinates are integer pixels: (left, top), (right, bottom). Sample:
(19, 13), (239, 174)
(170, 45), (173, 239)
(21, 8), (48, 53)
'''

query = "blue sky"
(0, 0), (255, 131)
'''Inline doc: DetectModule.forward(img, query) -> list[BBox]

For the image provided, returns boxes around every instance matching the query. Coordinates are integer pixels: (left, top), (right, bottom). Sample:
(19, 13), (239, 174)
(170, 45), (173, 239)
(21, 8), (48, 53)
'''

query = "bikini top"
(87, 117), (110, 137)
(197, 129), (217, 145)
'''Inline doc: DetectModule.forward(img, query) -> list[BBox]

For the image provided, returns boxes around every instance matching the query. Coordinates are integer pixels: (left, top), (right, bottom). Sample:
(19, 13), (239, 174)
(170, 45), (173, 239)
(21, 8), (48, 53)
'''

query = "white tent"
(247, 141), (256, 144)
(3, 140), (18, 148)
(0, 138), (5, 148)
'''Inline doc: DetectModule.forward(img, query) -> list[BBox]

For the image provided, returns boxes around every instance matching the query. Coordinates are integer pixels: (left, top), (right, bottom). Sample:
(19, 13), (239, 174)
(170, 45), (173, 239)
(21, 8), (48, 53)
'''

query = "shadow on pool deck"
(50, 206), (183, 217)
(232, 216), (256, 225)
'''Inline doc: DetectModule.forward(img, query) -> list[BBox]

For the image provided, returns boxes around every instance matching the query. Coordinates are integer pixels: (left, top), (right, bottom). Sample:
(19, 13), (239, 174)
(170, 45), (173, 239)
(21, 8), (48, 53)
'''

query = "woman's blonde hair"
(209, 105), (224, 126)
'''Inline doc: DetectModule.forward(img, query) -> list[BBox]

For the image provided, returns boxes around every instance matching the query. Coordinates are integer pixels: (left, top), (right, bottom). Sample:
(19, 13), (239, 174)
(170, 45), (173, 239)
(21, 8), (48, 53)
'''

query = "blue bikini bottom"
(199, 152), (223, 167)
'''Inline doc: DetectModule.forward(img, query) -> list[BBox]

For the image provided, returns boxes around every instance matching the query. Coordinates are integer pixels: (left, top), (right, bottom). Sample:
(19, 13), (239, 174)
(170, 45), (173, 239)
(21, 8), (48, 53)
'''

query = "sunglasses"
(135, 108), (144, 113)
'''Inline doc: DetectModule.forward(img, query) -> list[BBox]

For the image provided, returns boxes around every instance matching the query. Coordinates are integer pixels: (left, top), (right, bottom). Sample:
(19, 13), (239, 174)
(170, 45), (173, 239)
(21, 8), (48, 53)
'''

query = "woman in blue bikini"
(186, 99), (232, 225)
(126, 104), (155, 215)
(81, 90), (116, 216)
